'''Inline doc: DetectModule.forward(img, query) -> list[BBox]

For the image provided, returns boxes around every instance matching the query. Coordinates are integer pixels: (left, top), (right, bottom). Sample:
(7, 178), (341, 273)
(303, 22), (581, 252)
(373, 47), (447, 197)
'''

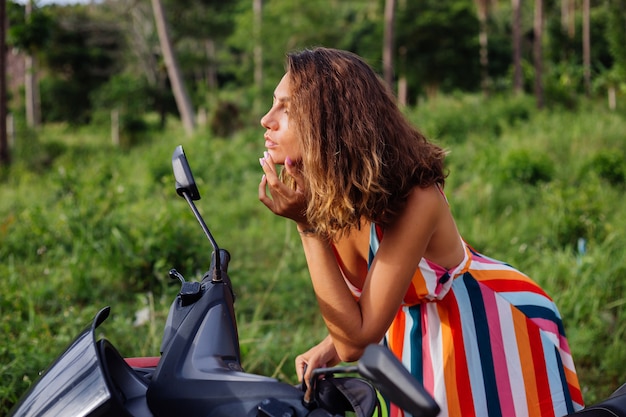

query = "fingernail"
(286, 156), (293, 166)
(259, 157), (265, 166)
(264, 151), (269, 159)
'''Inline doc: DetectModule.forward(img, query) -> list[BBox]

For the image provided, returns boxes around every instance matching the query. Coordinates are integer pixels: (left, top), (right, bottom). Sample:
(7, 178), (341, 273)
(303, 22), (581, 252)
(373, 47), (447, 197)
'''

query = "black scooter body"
(147, 250), (309, 417)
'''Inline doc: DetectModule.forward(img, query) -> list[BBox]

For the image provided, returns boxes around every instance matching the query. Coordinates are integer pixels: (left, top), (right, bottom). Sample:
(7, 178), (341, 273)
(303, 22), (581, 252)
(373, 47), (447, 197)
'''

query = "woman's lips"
(264, 137), (277, 148)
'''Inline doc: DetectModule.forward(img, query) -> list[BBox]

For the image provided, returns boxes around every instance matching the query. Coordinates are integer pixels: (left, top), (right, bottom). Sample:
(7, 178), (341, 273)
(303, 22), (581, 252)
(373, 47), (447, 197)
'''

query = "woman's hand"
(295, 335), (341, 387)
(258, 152), (309, 225)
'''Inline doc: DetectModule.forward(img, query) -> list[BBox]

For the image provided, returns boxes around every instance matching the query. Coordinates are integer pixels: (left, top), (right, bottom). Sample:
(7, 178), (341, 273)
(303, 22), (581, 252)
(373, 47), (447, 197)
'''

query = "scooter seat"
(125, 357), (160, 368)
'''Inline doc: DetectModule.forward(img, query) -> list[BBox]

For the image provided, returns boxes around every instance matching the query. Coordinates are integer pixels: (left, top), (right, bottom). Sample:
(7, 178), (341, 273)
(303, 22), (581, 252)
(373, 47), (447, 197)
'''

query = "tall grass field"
(1, 94), (625, 414)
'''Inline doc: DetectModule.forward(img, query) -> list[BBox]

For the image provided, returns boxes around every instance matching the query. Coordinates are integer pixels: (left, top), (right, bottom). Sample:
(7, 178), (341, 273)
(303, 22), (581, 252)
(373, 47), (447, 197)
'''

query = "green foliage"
(13, 4), (126, 124)
(581, 149), (626, 186)
(546, 5), (613, 76)
(397, 0), (481, 96)
(606, 0), (626, 80)
(209, 100), (243, 137)
(90, 74), (156, 145)
(544, 61), (585, 109)
(540, 179), (608, 248)
(499, 148), (555, 185)
(7, 6), (56, 53)
(408, 93), (535, 144)
(7, 0), (626, 127)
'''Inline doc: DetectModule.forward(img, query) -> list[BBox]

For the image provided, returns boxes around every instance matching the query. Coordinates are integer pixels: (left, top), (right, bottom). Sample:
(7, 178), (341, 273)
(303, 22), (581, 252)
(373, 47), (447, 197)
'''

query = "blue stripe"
(498, 291), (559, 315)
(554, 343), (575, 414)
(464, 274), (503, 417)
(517, 305), (566, 336)
(408, 304), (423, 385)
(368, 223), (379, 266)
(541, 331), (573, 416)
(453, 276), (488, 416)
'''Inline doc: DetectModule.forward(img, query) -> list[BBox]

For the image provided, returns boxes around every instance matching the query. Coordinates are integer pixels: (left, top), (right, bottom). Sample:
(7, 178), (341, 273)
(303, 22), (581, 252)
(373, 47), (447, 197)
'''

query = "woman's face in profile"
(260, 73), (302, 165)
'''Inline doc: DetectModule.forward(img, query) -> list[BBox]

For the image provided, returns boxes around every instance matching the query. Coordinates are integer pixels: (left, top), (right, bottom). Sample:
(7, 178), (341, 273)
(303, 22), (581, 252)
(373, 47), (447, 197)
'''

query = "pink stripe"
(481, 286), (516, 416)
(421, 305), (435, 395)
(471, 254), (503, 265)
(559, 334), (572, 354)
(531, 317), (559, 339)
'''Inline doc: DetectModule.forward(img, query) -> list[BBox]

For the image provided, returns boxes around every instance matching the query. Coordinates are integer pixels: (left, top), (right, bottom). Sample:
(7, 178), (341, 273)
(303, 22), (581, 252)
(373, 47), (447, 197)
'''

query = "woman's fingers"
(284, 156), (306, 193)
(258, 153), (308, 223)
(258, 152), (283, 211)
(258, 173), (272, 207)
(295, 354), (307, 382)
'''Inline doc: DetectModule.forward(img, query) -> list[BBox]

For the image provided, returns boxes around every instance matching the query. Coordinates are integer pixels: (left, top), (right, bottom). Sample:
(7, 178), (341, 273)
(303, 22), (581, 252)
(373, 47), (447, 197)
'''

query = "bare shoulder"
(382, 186), (444, 250)
(401, 185), (447, 220)
(404, 185), (464, 268)
(382, 185), (462, 269)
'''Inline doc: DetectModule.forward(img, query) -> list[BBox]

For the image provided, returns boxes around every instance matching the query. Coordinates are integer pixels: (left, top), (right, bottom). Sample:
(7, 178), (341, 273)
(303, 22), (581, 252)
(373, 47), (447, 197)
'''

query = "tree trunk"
(129, 1), (159, 86)
(383, 0), (396, 91)
(582, 0), (591, 97)
(205, 39), (217, 90)
(512, 0), (523, 94)
(398, 76), (407, 107)
(151, 0), (195, 136)
(562, 0), (576, 38)
(253, 0), (263, 113)
(25, 1), (41, 128)
(25, 55), (41, 128)
(533, 0), (545, 109)
(475, 0), (491, 95)
(0, 0), (9, 166)
(396, 0), (407, 106)
(608, 85), (616, 110)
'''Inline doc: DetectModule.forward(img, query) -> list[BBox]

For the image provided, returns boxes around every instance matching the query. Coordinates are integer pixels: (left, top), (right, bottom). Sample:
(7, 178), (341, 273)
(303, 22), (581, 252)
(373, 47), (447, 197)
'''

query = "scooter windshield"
(10, 309), (112, 417)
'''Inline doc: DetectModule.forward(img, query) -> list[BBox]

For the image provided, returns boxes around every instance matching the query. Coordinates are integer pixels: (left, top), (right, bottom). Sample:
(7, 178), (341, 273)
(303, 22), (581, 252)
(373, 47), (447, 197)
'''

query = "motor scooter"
(8, 146), (626, 417)
(8, 145), (439, 417)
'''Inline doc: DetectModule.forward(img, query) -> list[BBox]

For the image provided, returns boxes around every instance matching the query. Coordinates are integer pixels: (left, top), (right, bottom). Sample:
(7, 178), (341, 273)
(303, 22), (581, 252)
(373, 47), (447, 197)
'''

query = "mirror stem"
(182, 191), (222, 281)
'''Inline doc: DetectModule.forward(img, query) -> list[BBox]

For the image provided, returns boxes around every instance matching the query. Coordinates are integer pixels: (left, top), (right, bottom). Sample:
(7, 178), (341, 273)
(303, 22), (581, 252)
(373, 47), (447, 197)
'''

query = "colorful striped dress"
(365, 223), (584, 417)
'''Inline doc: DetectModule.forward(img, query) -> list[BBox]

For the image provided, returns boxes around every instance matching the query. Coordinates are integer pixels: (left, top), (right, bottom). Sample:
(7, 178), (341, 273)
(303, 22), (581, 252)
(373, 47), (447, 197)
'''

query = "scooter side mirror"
(357, 344), (440, 417)
(172, 145), (201, 201)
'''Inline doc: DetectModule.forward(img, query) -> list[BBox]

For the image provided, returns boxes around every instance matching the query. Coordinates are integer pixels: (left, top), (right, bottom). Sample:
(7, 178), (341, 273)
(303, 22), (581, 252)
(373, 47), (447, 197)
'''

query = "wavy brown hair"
(284, 47), (447, 239)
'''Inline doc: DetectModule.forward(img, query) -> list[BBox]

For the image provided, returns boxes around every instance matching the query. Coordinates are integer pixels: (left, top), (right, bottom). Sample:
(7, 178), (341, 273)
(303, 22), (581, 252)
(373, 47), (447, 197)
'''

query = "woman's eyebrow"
(274, 95), (290, 103)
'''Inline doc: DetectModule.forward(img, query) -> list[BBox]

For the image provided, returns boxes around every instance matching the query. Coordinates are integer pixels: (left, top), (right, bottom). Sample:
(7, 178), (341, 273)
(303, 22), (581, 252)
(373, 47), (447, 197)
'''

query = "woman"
(258, 47), (583, 417)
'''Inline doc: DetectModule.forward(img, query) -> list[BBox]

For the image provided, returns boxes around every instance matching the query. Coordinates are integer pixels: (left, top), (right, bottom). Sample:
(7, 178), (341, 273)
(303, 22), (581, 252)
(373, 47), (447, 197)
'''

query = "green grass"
(1, 95), (625, 413)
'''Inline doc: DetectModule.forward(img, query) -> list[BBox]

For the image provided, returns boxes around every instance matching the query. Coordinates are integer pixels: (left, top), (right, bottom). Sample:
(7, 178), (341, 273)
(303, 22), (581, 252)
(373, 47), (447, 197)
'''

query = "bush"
(410, 93), (535, 144)
(540, 179), (607, 249)
(582, 150), (626, 186)
(209, 100), (242, 138)
(499, 148), (555, 185)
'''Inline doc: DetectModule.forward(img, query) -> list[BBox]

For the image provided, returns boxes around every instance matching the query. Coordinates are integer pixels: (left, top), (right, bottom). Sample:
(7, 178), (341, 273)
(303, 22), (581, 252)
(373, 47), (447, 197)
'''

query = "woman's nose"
(260, 111), (277, 130)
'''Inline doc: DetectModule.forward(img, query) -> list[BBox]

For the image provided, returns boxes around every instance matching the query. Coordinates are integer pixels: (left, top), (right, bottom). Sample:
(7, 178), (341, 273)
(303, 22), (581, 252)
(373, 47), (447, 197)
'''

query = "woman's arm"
(258, 153), (444, 361)
(297, 187), (443, 361)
